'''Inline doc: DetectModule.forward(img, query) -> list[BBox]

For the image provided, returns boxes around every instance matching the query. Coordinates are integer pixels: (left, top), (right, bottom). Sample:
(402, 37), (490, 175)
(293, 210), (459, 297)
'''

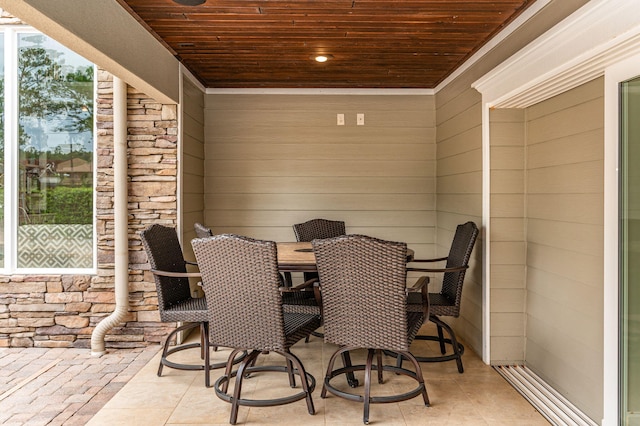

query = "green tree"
(18, 46), (94, 141)
(16, 37), (95, 225)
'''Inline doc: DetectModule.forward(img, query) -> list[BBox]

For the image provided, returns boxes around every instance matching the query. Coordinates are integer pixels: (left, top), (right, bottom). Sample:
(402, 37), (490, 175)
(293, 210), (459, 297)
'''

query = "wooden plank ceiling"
(117, 0), (536, 89)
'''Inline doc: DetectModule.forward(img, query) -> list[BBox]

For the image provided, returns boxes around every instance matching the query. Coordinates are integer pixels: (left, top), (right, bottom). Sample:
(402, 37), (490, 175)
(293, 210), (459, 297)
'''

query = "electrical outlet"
(357, 113), (365, 125)
(337, 113), (345, 125)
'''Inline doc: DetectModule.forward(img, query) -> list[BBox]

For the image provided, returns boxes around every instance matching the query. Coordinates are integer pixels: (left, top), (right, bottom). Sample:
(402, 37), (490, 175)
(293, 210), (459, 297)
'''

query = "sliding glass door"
(621, 75), (640, 425)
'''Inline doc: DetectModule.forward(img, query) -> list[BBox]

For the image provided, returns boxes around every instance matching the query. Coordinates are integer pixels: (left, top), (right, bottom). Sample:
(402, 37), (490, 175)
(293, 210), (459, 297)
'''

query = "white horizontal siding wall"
(525, 77), (604, 422)
(181, 78), (205, 262)
(203, 94), (436, 266)
(436, 86), (483, 354)
(489, 108), (526, 364)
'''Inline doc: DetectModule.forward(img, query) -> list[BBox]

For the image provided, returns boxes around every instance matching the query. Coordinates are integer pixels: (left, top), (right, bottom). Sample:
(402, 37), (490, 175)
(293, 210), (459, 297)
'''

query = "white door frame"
(603, 52), (640, 426)
(471, 2), (640, 424)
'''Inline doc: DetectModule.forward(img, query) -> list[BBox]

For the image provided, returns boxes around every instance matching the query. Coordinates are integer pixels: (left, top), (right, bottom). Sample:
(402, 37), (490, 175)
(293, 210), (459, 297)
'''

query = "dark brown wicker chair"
(288, 218), (346, 333)
(140, 224), (221, 386)
(312, 234), (430, 425)
(405, 221), (479, 373)
(293, 218), (346, 243)
(194, 222), (294, 293)
(194, 222), (213, 239)
(192, 234), (320, 425)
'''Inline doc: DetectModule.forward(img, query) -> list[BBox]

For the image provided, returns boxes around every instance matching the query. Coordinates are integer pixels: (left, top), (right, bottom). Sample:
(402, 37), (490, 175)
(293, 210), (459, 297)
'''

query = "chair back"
(140, 224), (192, 318)
(440, 221), (479, 315)
(194, 222), (213, 238)
(312, 234), (410, 352)
(192, 234), (287, 351)
(293, 218), (346, 242)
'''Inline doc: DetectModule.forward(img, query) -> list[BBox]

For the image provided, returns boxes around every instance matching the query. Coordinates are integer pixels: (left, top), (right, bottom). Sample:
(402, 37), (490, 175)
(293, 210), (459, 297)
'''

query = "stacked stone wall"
(0, 66), (178, 348)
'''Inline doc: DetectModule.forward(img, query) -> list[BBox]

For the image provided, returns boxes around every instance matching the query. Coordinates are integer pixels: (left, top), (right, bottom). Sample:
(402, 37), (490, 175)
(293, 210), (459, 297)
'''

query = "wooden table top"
(276, 242), (316, 272)
(276, 241), (414, 272)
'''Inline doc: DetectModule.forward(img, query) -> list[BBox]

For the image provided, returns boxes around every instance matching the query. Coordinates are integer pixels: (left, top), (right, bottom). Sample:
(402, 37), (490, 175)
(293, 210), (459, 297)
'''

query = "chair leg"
(342, 350), (359, 387)
(399, 350), (430, 406)
(204, 325), (211, 387)
(221, 349), (254, 394)
(431, 316), (464, 373)
(376, 350), (383, 384)
(157, 336), (171, 377)
(401, 316), (465, 373)
(363, 349), (375, 425)
(229, 350), (259, 425)
(436, 323), (446, 354)
(157, 322), (200, 377)
(286, 355), (297, 388)
(322, 346), (348, 398)
(282, 350), (315, 415)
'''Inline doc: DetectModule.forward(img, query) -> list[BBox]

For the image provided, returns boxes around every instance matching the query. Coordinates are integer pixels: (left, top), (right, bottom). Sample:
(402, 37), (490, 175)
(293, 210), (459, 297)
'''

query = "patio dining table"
(276, 241), (415, 272)
(276, 241), (316, 273)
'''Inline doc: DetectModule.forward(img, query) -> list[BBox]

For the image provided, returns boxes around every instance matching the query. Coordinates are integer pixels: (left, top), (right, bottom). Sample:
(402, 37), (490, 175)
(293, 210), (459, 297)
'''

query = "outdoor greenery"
(18, 44), (93, 164)
(1, 32), (95, 268)
(44, 186), (92, 224)
(15, 36), (94, 225)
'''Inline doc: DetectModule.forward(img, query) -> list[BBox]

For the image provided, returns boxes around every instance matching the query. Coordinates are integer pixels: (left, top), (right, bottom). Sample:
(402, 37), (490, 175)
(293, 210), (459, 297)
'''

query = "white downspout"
(91, 76), (129, 356)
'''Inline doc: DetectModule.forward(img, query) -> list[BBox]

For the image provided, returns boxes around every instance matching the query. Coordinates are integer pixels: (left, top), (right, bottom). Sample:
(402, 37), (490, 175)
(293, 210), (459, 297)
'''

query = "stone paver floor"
(0, 345), (160, 425)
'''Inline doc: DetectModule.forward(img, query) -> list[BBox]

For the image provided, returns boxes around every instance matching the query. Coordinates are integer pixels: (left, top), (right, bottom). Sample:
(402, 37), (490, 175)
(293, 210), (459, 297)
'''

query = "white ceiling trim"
(472, 0), (640, 108)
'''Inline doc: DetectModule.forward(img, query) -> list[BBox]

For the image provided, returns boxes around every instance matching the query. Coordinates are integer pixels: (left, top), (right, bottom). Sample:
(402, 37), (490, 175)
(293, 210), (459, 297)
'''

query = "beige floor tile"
(86, 407), (175, 425)
(165, 383), (232, 424)
(86, 328), (551, 425)
(101, 376), (194, 409)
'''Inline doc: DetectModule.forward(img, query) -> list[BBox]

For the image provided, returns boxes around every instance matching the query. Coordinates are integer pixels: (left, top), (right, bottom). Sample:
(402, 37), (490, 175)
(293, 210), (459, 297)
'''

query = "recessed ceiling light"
(314, 54), (333, 63)
(173, 0), (206, 5)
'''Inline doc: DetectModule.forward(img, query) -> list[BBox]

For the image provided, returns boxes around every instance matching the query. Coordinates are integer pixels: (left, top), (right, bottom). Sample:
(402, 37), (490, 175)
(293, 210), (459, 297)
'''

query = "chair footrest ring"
(214, 365), (316, 407)
(322, 363), (426, 404)
(161, 343), (247, 371)
(411, 335), (465, 362)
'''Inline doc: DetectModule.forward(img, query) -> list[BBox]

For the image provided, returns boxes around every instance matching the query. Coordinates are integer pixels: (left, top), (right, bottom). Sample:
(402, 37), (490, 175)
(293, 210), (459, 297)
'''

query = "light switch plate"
(357, 113), (365, 125)
(337, 113), (345, 125)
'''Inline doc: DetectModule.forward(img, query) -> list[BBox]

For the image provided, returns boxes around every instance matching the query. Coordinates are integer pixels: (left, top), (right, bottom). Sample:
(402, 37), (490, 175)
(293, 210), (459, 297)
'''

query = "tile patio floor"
(0, 323), (550, 425)
(91, 322), (549, 426)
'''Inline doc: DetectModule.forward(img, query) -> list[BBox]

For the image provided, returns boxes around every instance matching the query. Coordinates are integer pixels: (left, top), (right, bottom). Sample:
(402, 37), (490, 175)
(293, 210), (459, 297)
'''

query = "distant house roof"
(56, 158), (92, 173)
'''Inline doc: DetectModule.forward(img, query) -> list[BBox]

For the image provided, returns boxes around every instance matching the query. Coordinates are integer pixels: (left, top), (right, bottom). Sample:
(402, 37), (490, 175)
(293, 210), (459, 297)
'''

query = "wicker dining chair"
(192, 234), (320, 425)
(279, 218), (345, 316)
(287, 218), (346, 332)
(194, 222), (296, 295)
(405, 221), (479, 373)
(140, 224), (219, 386)
(293, 218), (346, 244)
(312, 234), (430, 425)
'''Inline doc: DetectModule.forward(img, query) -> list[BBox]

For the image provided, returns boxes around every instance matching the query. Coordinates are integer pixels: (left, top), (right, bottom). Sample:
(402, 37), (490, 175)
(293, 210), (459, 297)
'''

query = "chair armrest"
(406, 275), (430, 318)
(407, 275), (429, 291)
(279, 277), (317, 292)
(406, 265), (468, 274)
(150, 268), (202, 279)
(409, 256), (448, 263)
(279, 278), (323, 315)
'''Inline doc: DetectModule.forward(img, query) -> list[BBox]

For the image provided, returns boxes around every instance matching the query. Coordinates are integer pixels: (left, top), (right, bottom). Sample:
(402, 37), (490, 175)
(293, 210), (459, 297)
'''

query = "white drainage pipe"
(91, 76), (129, 356)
